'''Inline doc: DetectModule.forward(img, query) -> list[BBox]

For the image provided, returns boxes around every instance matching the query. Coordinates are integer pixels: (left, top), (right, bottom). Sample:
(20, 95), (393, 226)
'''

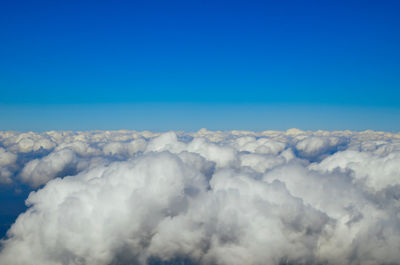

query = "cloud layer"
(1, 129), (400, 265)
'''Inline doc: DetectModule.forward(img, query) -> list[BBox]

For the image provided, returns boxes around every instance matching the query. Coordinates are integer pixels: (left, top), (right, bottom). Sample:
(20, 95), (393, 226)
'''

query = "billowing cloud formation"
(0, 147), (17, 184)
(1, 129), (400, 265)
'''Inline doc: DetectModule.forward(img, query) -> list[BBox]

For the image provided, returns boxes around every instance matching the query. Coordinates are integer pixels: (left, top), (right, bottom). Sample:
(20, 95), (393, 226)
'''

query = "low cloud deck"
(0, 129), (400, 265)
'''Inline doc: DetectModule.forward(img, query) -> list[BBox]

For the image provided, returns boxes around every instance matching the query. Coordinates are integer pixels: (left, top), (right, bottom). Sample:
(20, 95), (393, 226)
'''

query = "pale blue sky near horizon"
(1, 0), (399, 131)
(1, 103), (399, 132)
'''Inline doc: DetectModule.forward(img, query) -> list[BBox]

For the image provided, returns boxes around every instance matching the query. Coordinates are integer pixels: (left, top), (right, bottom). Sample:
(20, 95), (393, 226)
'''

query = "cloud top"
(1, 129), (400, 265)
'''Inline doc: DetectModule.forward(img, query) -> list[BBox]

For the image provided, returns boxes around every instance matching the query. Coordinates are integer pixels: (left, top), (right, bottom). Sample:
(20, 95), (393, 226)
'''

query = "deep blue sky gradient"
(1, 0), (399, 130)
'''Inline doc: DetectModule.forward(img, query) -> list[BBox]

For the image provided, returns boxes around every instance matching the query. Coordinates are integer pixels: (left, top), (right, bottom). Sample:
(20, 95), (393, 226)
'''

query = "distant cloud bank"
(1, 129), (400, 265)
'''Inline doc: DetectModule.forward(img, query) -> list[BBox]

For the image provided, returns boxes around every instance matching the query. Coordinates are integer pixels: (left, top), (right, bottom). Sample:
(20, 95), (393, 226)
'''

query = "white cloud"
(295, 136), (348, 161)
(0, 129), (400, 264)
(19, 148), (78, 187)
(310, 149), (400, 191)
(0, 147), (17, 184)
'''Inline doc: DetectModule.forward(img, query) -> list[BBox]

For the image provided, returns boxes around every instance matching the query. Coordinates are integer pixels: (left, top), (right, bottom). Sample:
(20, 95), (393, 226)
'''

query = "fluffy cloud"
(294, 136), (348, 161)
(0, 147), (17, 184)
(20, 148), (78, 187)
(0, 129), (400, 265)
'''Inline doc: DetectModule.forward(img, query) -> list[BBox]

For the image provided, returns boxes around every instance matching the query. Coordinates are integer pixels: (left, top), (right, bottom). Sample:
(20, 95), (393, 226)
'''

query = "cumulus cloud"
(0, 129), (400, 264)
(294, 136), (348, 161)
(20, 148), (78, 187)
(0, 147), (17, 184)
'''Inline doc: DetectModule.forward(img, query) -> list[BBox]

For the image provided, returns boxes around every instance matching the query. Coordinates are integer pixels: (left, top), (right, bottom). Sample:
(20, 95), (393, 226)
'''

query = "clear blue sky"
(1, 0), (399, 131)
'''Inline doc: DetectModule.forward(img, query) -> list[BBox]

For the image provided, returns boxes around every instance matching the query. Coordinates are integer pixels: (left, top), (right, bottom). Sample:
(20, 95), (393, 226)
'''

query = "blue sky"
(1, 0), (399, 131)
